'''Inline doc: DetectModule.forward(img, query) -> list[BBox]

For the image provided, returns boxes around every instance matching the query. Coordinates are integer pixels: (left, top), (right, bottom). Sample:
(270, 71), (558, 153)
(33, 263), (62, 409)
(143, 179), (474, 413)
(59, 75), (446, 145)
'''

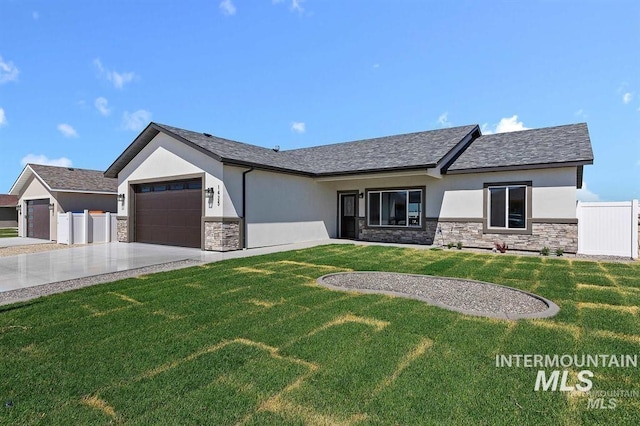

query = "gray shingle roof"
(30, 164), (117, 193)
(154, 123), (311, 174)
(285, 125), (479, 174)
(446, 123), (593, 173)
(105, 121), (594, 179)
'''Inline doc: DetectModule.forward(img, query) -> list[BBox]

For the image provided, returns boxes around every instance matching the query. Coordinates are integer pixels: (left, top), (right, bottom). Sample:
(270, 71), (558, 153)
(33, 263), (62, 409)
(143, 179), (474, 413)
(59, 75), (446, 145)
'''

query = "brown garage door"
(27, 199), (50, 240)
(134, 179), (202, 248)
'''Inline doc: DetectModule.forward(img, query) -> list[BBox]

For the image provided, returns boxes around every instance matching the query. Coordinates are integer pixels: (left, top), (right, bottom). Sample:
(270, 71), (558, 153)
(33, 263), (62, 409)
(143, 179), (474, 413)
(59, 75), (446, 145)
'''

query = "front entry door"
(340, 193), (357, 239)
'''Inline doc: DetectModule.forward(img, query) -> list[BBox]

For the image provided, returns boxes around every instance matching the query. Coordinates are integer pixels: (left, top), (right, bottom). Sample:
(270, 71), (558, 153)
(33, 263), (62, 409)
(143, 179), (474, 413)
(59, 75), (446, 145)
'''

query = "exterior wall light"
(117, 194), (126, 202)
(205, 187), (215, 198)
(49, 203), (55, 212)
(359, 192), (364, 199)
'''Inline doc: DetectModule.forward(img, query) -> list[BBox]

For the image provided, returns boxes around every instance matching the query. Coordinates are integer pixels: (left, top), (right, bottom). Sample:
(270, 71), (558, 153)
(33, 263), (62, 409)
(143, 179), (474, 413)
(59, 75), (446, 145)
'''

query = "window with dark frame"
(134, 179), (202, 193)
(488, 185), (526, 229)
(367, 189), (422, 227)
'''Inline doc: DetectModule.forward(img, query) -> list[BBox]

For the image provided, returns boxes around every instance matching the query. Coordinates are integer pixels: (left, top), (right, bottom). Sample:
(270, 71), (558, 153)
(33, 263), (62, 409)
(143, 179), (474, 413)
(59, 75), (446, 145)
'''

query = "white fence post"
(83, 210), (90, 245)
(105, 212), (111, 242)
(576, 201), (583, 254)
(632, 200), (639, 260)
(68, 212), (74, 244)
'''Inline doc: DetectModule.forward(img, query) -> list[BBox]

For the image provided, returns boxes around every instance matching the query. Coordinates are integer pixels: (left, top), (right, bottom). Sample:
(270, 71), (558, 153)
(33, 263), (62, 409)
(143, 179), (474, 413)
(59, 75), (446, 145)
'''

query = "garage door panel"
(27, 199), (50, 240)
(134, 180), (202, 248)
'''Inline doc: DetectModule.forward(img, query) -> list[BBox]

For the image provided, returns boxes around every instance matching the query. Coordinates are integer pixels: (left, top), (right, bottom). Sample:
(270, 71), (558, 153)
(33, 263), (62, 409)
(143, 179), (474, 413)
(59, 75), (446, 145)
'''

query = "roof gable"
(446, 123), (594, 173)
(105, 122), (480, 178)
(10, 164), (117, 195)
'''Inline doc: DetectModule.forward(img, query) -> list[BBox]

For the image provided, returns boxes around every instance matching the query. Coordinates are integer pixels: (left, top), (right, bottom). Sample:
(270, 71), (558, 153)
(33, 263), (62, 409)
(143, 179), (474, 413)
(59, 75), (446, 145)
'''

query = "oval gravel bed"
(317, 272), (559, 320)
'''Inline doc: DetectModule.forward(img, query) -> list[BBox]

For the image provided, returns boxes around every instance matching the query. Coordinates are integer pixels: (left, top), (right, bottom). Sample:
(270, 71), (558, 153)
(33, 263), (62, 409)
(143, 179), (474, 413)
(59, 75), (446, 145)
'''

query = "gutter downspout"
(242, 167), (254, 249)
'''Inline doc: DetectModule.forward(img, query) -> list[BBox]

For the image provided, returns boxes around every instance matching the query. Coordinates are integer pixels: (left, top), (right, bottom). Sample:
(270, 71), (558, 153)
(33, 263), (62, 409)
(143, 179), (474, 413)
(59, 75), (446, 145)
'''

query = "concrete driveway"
(0, 237), (52, 247)
(0, 240), (343, 293)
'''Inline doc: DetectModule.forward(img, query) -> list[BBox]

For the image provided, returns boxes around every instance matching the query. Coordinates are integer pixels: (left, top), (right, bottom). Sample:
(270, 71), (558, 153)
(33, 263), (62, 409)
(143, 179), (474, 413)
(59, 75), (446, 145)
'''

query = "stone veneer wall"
(358, 217), (578, 253)
(204, 220), (241, 251)
(116, 217), (128, 242)
(436, 221), (578, 253)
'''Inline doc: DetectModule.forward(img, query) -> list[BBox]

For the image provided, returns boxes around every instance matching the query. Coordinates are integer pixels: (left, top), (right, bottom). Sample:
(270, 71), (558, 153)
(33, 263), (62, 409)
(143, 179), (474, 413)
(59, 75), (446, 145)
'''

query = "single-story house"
(9, 164), (117, 240)
(104, 122), (593, 253)
(0, 194), (18, 228)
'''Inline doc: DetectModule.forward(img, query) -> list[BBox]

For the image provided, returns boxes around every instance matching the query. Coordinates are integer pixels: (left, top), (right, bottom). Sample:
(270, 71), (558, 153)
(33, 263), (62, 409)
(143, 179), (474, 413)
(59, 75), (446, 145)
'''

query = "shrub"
(456, 241), (463, 250)
(540, 246), (550, 256)
(555, 248), (564, 257)
(494, 242), (508, 253)
(447, 242), (455, 249)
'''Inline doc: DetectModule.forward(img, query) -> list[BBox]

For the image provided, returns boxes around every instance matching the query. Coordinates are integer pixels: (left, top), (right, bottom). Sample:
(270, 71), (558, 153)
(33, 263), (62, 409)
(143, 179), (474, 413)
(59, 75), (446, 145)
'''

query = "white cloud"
(21, 154), (72, 167)
(93, 58), (136, 89)
(0, 56), (19, 84)
(574, 109), (587, 120)
(577, 182), (600, 202)
(219, 0), (236, 15)
(57, 123), (78, 138)
(495, 115), (529, 133)
(291, 0), (305, 13)
(122, 110), (151, 131)
(623, 92), (633, 104)
(291, 121), (306, 133)
(437, 112), (451, 127)
(273, 0), (304, 13)
(481, 115), (529, 134)
(93, 58), (104, 74)
(108, 70), (135, 89)
(0, 107), (6, 127)
(94, 97), (111, 116)
(480, 123), (493, 135)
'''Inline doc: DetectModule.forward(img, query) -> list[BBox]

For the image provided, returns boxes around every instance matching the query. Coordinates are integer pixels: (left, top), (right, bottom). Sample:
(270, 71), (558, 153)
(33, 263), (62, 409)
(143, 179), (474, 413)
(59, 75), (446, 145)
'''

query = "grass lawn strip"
(0, 244), (639, 424)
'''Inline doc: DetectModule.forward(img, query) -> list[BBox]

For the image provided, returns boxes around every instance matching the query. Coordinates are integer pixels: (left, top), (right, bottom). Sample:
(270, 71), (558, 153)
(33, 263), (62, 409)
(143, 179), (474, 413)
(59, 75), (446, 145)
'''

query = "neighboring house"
(9, 164), (117, 240)
(0, 194), (18, 228)
(104, 122), (593, 252)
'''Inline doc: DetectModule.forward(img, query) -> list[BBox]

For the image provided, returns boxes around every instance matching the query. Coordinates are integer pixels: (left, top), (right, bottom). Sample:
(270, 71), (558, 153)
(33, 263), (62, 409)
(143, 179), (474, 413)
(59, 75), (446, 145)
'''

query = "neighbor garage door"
(27, 199), (50, 240)
(134, 179), (202, 248)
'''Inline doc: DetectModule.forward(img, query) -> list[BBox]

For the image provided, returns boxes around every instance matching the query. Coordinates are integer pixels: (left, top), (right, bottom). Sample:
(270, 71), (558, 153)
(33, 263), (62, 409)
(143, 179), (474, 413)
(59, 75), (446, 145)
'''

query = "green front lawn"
(1, 245), (639, 424)
(0, 228), (18, 238)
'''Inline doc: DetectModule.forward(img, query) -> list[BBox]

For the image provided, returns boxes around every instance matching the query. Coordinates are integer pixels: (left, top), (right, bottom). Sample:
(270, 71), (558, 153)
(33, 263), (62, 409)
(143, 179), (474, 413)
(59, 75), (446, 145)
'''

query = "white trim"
(48, 189), (117, 195)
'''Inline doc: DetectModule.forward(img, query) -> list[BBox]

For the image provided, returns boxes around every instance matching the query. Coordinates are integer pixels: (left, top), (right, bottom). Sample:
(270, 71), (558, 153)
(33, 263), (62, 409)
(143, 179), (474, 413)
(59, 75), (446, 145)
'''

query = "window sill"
(483, 228), (532, 235)
(365, 226), (425, 231)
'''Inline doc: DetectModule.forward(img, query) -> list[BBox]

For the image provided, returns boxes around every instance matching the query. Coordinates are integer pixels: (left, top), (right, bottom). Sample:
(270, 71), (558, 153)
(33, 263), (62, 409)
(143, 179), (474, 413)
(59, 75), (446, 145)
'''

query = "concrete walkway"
(0, 240), (346, 293)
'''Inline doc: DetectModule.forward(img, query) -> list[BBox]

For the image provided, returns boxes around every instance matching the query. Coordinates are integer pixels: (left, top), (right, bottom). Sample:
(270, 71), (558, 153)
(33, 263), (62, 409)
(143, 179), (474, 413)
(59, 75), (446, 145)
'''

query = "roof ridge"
(28, 163), (108, 174)
(285, 124), (479, 154)
(153, 122), (278, 153)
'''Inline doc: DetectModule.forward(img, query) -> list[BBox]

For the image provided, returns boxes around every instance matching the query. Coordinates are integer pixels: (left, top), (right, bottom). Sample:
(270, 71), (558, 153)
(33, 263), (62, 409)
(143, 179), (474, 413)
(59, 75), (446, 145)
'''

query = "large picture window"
(368, 189), (422, 227)
(488, 185), (526, 229)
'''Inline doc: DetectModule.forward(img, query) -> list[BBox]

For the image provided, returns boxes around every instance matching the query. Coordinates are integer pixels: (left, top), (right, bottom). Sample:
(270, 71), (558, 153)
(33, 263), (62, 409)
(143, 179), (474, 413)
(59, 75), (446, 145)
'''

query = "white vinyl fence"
(57, 211), (117, 245)
(577, 200), (639, 259)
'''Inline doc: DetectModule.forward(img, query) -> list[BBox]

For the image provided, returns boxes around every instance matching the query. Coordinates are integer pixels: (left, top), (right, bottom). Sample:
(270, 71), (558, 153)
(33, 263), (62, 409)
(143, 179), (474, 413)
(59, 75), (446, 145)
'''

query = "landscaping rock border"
(317, 272), (560, 320)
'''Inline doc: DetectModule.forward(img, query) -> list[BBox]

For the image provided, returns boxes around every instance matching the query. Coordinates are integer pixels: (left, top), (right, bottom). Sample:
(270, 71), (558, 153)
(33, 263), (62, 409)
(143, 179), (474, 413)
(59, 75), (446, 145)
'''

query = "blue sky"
(0, 0), (638, 200)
